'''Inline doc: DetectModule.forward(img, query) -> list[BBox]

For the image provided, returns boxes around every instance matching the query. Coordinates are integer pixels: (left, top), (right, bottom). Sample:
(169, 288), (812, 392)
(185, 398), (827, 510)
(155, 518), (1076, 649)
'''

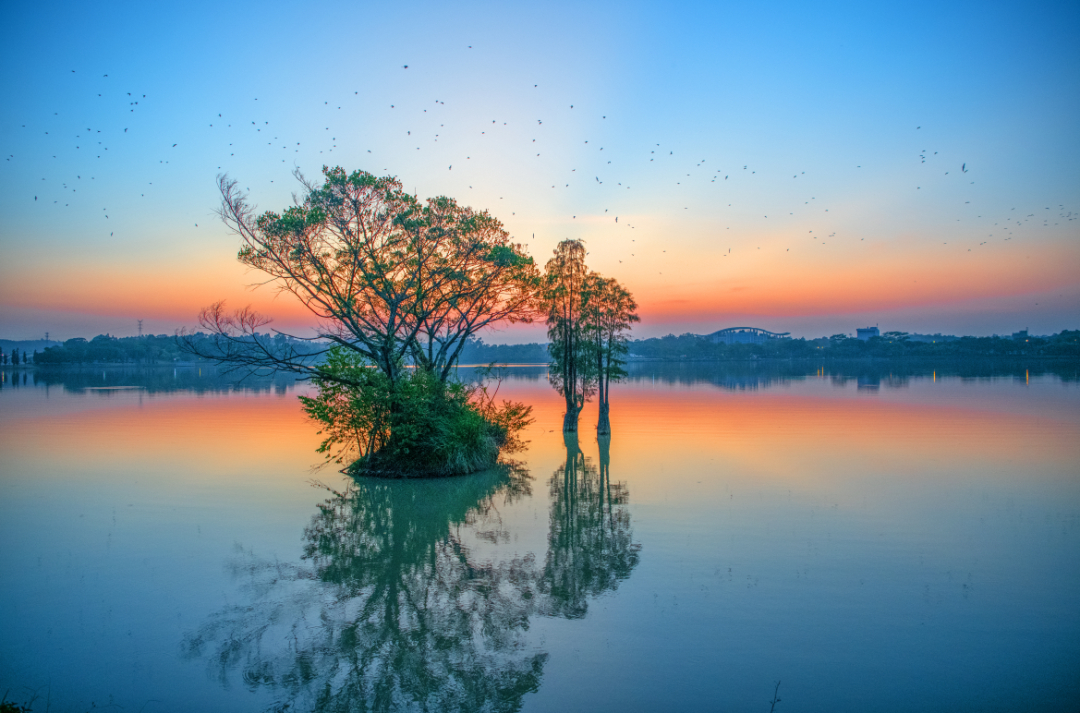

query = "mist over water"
(1, 363), (1077, 712)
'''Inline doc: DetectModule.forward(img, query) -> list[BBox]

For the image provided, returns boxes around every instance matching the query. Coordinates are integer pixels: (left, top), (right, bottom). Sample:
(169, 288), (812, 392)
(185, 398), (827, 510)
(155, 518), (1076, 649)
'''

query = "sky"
(1, 0), (1078, 342)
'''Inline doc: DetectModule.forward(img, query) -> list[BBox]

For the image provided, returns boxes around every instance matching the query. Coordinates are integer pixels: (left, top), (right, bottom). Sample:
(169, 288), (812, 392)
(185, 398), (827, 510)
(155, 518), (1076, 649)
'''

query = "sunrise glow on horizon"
(2, 0), (1077, 341)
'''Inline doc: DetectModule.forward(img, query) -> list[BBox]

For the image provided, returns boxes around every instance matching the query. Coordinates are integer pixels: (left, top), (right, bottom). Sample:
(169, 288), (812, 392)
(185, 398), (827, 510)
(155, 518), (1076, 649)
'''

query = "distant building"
(704, 327), (791, 345)
(856, 327), (880, 341)
(1011, 329), (1028, 340)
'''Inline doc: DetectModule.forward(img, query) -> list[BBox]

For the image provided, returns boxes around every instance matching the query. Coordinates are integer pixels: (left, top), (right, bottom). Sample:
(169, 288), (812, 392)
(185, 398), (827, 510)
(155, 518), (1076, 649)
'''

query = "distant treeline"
(30, 333), (322, 365)
(456, 339), (549, 364)
(25, 333), (547, 366)
(18, 329), (1080, 366)
(31, 334), (204, 364)
(465, 330), (1080, 363)
(627, 330), (1080, 361)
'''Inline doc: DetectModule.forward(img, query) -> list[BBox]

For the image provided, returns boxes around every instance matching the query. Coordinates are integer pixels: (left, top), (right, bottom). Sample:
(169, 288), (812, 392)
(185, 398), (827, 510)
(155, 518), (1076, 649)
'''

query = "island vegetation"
(157, 166), (641, 474)
(179, 166), (545, 477)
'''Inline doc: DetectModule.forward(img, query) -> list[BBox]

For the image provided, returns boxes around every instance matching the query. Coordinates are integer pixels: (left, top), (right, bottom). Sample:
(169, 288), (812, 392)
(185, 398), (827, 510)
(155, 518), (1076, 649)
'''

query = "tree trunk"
(562, 408), (580, 433)
(597, 433), (611, 487)
(563, 431), (583, 487)
(596, 401), (611, 435)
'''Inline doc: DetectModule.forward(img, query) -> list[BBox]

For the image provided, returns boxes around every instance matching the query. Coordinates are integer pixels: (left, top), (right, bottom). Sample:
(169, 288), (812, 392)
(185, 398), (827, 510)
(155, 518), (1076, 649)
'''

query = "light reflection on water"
(0, 363), (1077, 712)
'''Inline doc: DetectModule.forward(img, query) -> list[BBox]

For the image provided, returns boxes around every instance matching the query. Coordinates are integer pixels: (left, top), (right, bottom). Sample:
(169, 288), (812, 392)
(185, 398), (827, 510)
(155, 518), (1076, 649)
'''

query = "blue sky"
(1, 0), (1077, 341)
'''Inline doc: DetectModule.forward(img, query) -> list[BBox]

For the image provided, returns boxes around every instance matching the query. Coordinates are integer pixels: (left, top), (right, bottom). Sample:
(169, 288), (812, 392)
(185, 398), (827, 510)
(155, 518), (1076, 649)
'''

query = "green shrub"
(300, 348), (532, 478)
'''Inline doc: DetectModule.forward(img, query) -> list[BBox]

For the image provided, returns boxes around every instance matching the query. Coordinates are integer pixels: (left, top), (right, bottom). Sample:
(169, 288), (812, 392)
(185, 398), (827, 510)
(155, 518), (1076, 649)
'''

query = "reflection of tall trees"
(185, 450), (639, 713)
(540, 435), (639, 619)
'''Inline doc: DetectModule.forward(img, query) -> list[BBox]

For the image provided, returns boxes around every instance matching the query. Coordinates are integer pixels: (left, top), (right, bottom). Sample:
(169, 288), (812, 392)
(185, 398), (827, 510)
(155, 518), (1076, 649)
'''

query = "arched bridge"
(704, 327), (791, 345)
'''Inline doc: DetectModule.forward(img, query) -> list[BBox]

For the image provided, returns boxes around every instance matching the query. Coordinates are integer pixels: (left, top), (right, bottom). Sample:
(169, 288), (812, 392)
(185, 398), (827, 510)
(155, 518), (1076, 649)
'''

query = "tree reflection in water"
(540, 434), (640, 619)
(185, 451), (639, 713)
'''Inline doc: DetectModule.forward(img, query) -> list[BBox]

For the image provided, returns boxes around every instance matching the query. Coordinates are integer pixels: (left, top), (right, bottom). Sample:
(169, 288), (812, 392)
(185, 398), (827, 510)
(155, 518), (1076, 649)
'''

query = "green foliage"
(217, 166), (540, 387)
(581, 274), (638, 404)
(457, 339), (548, 364)
(300, 347), (533, 477)
(540, 241), (639, 432)
(542, 240), (596, 423)
(299, 347), (395, 464)
(189, 166), (545, 476)
(0, 702), (32, 713)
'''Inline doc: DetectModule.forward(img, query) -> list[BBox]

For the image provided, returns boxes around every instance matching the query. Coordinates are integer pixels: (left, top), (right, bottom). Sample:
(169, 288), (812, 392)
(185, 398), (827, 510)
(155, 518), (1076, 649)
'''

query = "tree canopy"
(542, 240), (638, 433)
(181, 167), (542, 476)
(582, 275), (638, 435)
(542, 239), (595, 432)
(186, 167), (540, 387)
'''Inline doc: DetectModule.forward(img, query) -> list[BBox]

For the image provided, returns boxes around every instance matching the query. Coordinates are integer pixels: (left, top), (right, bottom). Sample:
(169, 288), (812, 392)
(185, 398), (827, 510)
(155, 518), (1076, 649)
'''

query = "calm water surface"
(1, 363), (1078, 712)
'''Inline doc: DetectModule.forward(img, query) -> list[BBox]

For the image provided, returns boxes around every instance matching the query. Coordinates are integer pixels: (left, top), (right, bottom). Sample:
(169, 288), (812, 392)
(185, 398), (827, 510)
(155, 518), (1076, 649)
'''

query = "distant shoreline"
(8, 330), (1079, 368)
(6, 354), (1077, 369)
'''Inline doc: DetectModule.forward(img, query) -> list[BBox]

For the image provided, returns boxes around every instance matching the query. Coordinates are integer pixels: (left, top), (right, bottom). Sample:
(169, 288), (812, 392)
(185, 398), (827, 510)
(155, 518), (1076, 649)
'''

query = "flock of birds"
(7, 59), (1077, 285)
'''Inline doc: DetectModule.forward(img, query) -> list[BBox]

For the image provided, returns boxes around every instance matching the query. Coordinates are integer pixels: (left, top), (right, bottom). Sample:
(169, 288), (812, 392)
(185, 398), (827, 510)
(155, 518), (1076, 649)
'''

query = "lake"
(1, 362), (1078, 712)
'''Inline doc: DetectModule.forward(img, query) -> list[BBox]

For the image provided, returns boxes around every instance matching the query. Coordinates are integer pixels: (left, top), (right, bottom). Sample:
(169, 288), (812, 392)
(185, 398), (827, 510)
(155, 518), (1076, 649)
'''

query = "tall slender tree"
(583, 276), (639, 435)
(543, 240), (595, 433)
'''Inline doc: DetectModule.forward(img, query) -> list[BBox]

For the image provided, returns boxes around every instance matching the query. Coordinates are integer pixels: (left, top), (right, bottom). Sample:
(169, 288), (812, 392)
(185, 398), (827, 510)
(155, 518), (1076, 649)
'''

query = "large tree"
(582, 275), (638, 435)
(542, 240), (595, 433)
(183, 167), (540, 475)
(186, 167), (540, 388)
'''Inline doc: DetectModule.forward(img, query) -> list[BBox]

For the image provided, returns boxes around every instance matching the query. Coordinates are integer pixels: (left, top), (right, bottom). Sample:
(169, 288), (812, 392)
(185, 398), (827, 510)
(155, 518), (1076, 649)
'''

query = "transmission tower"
(138, 320), (143, 337)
